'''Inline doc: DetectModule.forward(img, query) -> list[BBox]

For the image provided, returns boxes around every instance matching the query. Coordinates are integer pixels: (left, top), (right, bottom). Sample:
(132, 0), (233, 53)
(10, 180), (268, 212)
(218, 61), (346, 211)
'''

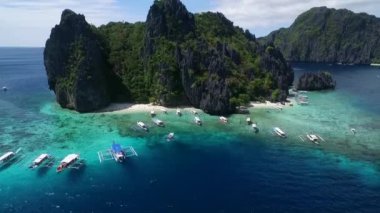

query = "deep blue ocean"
(0, 48), (379, 213)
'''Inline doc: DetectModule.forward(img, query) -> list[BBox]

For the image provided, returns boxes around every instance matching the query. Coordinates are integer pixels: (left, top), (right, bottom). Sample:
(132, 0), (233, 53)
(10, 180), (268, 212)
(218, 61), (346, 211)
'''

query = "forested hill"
(260, 7), (380, 64)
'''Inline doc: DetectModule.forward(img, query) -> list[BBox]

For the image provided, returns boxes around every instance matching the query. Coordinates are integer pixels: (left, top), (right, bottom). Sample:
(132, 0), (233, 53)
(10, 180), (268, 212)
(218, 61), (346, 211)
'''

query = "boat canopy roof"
(0, 152), (14, 161)
(33, 154), (48, 163)
(274, 127), (285, 134)
(112, 143), (123, 153)
(61, 154), (79, 163)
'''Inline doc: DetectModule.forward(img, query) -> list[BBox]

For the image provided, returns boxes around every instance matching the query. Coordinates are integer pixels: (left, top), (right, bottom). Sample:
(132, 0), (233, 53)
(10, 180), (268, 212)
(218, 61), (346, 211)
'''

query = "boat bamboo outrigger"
(97, 142), (138, 163)
(29, 154), (54, 169)
(194, 116), (202, 126)
(56, 154), (81, 173)
(137, 121), (148, 131)
(273, 127), (287, 138)
(152, 118), (165, 127)
(219, 116), (228, 124)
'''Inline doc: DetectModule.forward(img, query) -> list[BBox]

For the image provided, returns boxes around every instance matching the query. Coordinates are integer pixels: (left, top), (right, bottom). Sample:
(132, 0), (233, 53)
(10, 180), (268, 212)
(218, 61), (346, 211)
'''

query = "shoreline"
(97, 98), (296, 115)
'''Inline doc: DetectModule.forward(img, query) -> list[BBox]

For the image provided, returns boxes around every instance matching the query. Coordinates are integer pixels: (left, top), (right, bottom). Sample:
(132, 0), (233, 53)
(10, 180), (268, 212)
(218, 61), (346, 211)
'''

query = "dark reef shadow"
(36, 167), (51, 177)
(66, 162), (87, 182)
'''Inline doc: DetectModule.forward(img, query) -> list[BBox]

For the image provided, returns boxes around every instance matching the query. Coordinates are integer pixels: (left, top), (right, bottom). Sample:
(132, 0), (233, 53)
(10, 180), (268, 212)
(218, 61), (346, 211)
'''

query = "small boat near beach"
(2, 86), (7, 92)
(56, 154), (80, 173)
(219, 116), (228, 124)
(194, 116), (202, 126)
(137, 121), (148, 131)
(153, 118), (165, 127)
(273, 127), (286, 138)
(161, 108), (167, 114)
(29, 154), (52, 169)
(192, 110), (198, 115)
(167, 132), (175, 141)
(246, 117), (252, 125)
(252, 123), (259, 133)
(176, 108), (182, 116)
(150, 110), (156, 117)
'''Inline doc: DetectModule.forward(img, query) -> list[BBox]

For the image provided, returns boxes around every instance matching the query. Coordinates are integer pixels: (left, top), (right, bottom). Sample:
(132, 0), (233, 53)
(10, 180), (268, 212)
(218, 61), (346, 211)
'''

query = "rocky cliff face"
(297, 72), (336, 91)
(261, 7), (380, 64)
(44, 0), (294, 115)
(44, 9), (110, 112)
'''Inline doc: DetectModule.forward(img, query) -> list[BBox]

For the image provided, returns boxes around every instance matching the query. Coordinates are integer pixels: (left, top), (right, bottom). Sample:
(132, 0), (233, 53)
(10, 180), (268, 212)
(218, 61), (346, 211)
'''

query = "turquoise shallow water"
(0, 48), (380, 212)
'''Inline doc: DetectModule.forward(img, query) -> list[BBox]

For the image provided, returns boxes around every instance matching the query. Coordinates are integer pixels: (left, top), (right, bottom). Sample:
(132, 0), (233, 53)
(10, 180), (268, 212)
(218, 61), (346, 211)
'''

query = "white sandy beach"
(98, 103), (199, 114)
(97, 98), (295, 115)
(250, 98), (295, 109)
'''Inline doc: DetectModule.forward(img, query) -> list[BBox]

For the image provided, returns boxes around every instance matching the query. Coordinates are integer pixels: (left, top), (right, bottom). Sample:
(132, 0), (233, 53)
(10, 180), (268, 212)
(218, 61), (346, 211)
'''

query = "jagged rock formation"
(44, 0), (294, 115)
(261, 7), (380, 64)
(44, 9), (110, 112)
(296, 72), (336, 91)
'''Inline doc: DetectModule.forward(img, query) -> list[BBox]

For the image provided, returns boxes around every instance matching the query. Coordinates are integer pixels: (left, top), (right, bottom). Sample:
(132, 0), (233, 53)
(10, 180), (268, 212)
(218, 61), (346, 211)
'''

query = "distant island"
(43, 0), (293, 115)
(260, 7), (380, 64)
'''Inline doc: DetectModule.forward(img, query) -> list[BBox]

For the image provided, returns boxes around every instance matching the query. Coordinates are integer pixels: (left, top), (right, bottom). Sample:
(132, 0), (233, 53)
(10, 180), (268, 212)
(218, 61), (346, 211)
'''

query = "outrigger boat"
(29, 154), (53, 169)
(307, 134), (319, 144)
(299, 133), (325, 144)
(0, 148), (22, 167)
(176, 108), (182, 116)
(0, 152), (15, 165)
(273, 127), (287, 138)
(194, 116), (202, 126)
(153, 118), (165, 127)
(219, 116), (228, 124)
(161, 108), (167, 114)
(351, 128), (357, 135)
(56, 154), (80, 173)
(137, 121), (148, 131)
(150, 110), (156, 117)
(192, 110), (198, 115)
(167, 132), (175, 141)
(246, 117), (252, 125)
(97, 142), (138, 163)
(252, 123), (259, 133)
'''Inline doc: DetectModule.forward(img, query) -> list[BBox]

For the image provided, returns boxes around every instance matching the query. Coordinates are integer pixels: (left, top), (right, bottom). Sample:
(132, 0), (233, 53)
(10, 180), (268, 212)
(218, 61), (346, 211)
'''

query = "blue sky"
(0, 0), (380, 47)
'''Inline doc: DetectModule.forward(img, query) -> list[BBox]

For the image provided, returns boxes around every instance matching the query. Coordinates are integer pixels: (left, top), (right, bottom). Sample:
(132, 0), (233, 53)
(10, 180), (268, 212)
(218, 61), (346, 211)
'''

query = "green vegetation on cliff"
(260, 7), (380, 64)
(44, 0), (293, 115)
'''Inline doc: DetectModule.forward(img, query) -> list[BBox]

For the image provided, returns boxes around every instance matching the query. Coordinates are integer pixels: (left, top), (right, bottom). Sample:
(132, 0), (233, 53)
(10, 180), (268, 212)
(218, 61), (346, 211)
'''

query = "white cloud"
(0, 0), (124, 46)
(212, 0), (380, 37)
